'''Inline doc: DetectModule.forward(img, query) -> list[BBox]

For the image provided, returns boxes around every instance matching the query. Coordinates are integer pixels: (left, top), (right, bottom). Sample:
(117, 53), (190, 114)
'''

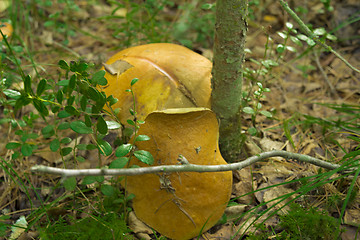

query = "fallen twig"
(31, 150), (350, 178)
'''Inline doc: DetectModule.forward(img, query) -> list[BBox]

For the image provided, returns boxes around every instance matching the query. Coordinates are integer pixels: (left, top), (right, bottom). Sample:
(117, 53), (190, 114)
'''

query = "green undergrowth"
(39, 212), (132, 240)
(248, 203), (341, 240)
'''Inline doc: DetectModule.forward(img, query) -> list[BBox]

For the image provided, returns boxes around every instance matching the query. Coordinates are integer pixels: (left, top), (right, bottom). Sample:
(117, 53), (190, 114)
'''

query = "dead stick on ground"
(31, 150), (356, 178)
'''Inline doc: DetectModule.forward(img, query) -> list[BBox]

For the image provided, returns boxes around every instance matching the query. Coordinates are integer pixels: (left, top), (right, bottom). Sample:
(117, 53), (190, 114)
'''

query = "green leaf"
(80, 96), (88, 111)
(248, 127), (257, 136)
(306, 38), (316, 46)
(296, 34), (308, 41)
(92, 70), (107, 86)
(290, 36), (302, 46)
(65, 105), (80, 116)
(109, 157), (129, 169)
(42, 126), (55, 138)
(127, 119), (135, 126)
(82, 176), (97, 185)
(123, 127), (134, 137)
(101, 184), (114, 196)
(58, 122), (70, 130)
(326, 34), (337, 41)
(6, 142), (21, 149)
(24, 75), (33, 95)
(261, 59), (278, 68)
(135, 135), (150, 141)
(130, 78), (139, 86)
(36, 79), (47, 96)
(76, 144), (87, 150)
(60, 137), (72, 144)
(276, 44), (285, 53)
(87, 87), (99, 101)
(70, 120), (93, 134)
(285, 22), (293, 30)
(134, 150), (154, 165)
(58, 60), (69, 70)
(50, 139), (60, 152)
(78, 62), (88, 72)
(126, 193), (135, 201)
(63, 177), (77, 191)
(313, 27), (326, 36)
(286, 46), (297, 52)
(86, 144), (97, 150)
(277, 31), (287, 39)
(51, 105), (60, 114)
(97, 139), (112, 156)
(260, 110), (273, 118)
(33, 99), (49, 117)
(61, 147), (72, 156)
(115, 144), (132, 157)
(56, 90), (64, 103)
(68, 74), (76, 92)
(243, 107), (255, 115)
(106, 121), (121, 130)
(95, 175), (104, 183)
(58, 110), (72, 118)
(21, 143), (33, 156)
(3, 89), (21, 99)
(28, 133), (39, 139)
(97, 116), (108, 135)
(84, 114), (92, 127)
(106, 95), (118, 106)
(15, 95), (32, 110)
(129, 108), (136, 116)
(57, 79), (69, 86)
(201, 3), (214, 9)
(42, 125), (54, 135)
(15, 130), (24, 136)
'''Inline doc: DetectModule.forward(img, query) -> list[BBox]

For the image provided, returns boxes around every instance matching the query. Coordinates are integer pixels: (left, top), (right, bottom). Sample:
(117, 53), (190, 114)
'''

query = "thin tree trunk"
(211, 0), (248, 162)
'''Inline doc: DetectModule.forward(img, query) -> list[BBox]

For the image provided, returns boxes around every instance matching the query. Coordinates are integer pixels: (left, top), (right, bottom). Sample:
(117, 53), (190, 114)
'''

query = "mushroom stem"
(31, 150), (354, 178)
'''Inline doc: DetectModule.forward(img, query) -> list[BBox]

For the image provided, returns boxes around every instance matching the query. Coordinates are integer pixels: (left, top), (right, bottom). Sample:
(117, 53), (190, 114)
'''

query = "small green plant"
(247, 203), (341, 240)
(278, 203), (341, 239)
(38, 212), (133, 240)
(1, 36), (154, 237)
(242, 82), (273, 136)
(108, 0), (175, 47)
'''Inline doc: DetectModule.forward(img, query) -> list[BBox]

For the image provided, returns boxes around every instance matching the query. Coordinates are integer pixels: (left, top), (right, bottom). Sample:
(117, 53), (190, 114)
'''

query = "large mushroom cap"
(125, 108), (232, 240)
(101, 43), (212, 124)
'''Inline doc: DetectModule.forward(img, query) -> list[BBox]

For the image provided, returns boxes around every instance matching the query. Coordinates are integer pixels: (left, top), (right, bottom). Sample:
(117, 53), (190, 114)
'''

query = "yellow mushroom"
(101, 43), (212, 124)
(125, 108), (232, 240)
(0, 22), (13, 40)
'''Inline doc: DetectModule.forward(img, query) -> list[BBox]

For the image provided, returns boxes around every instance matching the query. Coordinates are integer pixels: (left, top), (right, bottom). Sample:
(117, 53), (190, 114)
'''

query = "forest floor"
(0, 0), (360, 239)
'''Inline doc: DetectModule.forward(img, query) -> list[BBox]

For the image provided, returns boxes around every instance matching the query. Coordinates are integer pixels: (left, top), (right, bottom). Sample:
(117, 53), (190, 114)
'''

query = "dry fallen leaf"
(263, 186), (296, 215)
(102, 60), (134, 76)
(127, 211), (153, 240)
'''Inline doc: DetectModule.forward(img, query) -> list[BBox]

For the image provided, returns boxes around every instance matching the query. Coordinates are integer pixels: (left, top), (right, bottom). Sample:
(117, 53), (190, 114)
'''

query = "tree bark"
(211, 0), (248, 161)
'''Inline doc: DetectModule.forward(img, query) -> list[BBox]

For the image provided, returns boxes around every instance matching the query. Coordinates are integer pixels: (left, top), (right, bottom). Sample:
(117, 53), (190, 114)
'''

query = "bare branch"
(31, 150), (346, 178)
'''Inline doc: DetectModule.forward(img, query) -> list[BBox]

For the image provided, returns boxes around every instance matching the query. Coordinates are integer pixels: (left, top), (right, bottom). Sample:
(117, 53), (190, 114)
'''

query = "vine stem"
(278, 0), (360, 73)
(31, 150), (351, 178)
